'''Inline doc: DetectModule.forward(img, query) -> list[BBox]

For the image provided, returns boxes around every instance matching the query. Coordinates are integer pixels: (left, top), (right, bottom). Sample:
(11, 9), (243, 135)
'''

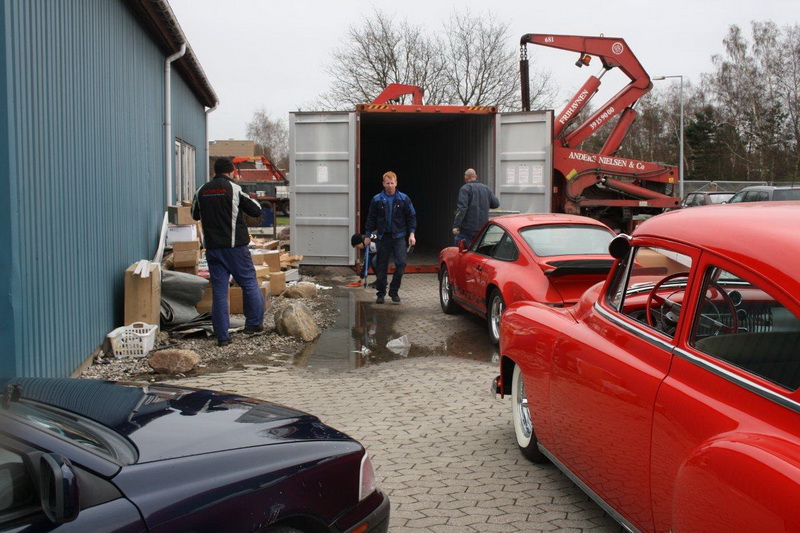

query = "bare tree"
(314, 9), (553, 110)
(245, 108), (289, 169)
(705, 22), (800, 181)
(316, 9), (448, 108)
(441, 9), (554, 110)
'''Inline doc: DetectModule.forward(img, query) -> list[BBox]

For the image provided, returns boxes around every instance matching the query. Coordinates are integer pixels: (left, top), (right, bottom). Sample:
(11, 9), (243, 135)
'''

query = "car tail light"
(359, 453), (377, 501)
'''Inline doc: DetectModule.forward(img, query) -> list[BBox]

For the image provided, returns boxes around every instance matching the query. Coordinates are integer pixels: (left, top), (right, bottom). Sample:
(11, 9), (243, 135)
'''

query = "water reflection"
(294, 289), (498, 372)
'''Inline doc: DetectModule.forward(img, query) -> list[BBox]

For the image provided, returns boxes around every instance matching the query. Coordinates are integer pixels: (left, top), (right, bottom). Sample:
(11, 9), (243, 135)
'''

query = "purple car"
(0, 378), (389, 532)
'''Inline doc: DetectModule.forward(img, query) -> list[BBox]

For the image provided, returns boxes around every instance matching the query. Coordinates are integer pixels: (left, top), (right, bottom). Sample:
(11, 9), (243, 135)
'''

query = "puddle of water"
(294, 288), (498, 372)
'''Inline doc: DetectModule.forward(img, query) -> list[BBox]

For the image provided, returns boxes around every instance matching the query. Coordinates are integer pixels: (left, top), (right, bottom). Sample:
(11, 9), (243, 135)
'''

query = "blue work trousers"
(206, 246), (264, 341)
(454, 231), (476, 247)
(375, 236), (407, 297)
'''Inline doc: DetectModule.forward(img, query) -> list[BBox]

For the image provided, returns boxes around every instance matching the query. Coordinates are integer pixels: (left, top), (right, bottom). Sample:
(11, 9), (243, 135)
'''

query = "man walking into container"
(452, 168), (500, 246)
(365, 171), (417, 304)
(192, 157), (264, 346)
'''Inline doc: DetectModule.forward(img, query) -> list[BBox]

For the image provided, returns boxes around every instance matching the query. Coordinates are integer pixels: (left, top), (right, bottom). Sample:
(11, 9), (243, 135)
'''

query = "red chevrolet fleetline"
(496, 203), (800, 532)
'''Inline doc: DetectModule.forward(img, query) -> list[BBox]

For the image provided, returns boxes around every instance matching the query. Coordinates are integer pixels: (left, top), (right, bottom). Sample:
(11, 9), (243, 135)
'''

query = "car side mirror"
(27, 452), (80, 524)
(608, 234), (632, 260)
(458, 240), (467, 252)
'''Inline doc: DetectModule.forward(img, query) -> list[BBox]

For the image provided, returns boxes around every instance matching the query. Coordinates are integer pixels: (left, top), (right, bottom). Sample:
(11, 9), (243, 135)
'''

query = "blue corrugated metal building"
(0, 0), (218, 377)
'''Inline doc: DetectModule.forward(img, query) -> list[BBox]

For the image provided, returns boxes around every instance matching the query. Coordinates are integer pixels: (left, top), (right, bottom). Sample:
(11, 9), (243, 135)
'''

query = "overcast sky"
(168, 0), (798, 141)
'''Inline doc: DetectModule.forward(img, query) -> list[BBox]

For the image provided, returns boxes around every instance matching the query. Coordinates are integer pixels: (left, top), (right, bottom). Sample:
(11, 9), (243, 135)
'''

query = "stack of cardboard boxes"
(167, 206), (202, 275)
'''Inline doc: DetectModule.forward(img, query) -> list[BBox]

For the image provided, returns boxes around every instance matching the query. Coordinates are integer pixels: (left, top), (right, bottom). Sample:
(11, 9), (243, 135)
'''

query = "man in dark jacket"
(364, 171), (417, 304)
(192, 157), (264, 346)
(452, 168), (500, 246)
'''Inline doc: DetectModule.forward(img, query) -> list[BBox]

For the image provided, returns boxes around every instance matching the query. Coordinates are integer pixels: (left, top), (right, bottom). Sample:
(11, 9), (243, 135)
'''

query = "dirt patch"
(81, 271), (343, 382)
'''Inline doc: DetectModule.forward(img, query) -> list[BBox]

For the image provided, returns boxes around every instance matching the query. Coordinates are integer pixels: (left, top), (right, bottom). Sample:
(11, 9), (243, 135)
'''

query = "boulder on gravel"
(275, 302), (320, 342)
(283, 282), (318, 299)
(148, 349), (200, 374)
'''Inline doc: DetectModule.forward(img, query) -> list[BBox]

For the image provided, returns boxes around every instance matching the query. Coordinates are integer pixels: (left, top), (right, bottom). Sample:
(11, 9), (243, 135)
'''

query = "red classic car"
(495, 203), (800, 532)
(438, 214), (616, 344)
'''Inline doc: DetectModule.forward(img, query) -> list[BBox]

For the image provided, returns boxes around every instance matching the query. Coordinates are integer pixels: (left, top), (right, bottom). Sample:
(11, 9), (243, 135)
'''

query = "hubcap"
(490, 296), (503, 340)
(441, 271), (450, 305)
(516, 371), (532, 439)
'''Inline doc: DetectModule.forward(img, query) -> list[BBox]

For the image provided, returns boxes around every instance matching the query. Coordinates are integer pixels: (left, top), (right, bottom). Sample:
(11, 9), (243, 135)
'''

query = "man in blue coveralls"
(364, 171), (417, 304)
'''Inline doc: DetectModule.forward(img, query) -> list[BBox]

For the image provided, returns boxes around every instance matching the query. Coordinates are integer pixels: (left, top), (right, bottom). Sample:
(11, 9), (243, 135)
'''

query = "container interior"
(357, 112), (495, 264)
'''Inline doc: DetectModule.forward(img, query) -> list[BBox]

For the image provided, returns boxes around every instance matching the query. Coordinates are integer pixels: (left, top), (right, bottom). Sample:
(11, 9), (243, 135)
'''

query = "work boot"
(375, 295), (385, 304)
(218, 338), (231, 347)
(390, 293), (401, 303)
(243, 324), (264, 335)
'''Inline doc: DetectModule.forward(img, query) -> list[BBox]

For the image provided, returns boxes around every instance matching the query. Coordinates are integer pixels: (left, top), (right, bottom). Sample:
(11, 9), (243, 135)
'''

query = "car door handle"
(475, 265), (482, 271)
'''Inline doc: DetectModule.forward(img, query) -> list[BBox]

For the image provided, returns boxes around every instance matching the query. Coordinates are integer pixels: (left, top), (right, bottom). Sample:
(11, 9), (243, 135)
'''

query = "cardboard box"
(124, 263), (161, 326)
(254, 265), (270, 282)
(263, 250), (281, 272)
(168, 205), (194, 225)
(173, 264), (199, 275)
(173, 240), (200, 252)
(196, 285), (215, 314)
(167, 224), (198, 246)
(229, 285), (270, 314)
(269, 271), (286, 295)
(173, 250), (200, 268)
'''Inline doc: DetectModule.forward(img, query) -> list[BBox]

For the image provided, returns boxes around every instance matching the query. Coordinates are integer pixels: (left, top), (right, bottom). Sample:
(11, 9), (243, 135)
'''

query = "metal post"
(653, 75), (684, 199)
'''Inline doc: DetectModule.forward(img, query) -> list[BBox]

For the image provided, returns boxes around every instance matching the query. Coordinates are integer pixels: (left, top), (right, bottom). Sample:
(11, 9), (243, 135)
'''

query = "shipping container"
(289, 104), (553, 267)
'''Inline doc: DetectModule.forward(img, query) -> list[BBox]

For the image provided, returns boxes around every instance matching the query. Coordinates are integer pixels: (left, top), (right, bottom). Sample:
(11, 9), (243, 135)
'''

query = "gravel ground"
(80, 273), (339, 382)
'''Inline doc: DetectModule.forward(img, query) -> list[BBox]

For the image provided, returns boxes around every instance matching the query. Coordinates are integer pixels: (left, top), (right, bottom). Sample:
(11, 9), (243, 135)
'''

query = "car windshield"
(2, 400), (137, 465)
(708, 193), (733, 204)
(520, 225), (614, 257)
(773, 189), (800, 201)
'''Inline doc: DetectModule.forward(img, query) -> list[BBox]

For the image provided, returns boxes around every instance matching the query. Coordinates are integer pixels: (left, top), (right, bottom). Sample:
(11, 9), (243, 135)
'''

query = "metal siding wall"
(171, 71), (207, 193)
(0, 1), (16, 376)
(1, 0), (187, 377)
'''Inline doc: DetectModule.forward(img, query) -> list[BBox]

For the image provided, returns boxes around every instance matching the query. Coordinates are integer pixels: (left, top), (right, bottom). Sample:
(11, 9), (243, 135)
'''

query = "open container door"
(496, 110), (553, 213)
(289, 112), (357, 265)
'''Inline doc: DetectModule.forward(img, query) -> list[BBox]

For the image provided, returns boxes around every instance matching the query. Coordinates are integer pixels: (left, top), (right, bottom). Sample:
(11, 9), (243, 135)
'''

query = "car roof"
(634, 203), (800, 291)
(490, 213), (612, 232)
(737, 185), (800, 192)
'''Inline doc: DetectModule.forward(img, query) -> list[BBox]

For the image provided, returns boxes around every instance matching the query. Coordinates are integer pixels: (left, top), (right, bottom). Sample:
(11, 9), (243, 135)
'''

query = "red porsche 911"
(438, 214), (616, 344)
(495, 203), (800, 532)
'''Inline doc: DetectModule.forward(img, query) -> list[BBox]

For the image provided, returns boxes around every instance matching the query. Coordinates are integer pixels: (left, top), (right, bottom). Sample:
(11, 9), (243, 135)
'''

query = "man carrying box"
(192, 157), (264, 346)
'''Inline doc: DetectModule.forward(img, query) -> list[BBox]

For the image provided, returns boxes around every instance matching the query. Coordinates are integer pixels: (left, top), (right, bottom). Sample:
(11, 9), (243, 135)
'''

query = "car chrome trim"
(594, 303), (674, 352)
(538, 444), (639, 533)
(673, 348), (800, 414)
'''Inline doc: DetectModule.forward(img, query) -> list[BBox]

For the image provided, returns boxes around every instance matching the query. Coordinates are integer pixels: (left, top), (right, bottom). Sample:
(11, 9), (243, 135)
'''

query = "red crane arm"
(371, 84), (424, 105)
(521, 34), (652, 150)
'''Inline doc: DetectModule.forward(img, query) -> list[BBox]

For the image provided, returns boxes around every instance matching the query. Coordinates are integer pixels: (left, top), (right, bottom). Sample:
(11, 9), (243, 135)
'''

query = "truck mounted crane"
(520, 34), (679, 231)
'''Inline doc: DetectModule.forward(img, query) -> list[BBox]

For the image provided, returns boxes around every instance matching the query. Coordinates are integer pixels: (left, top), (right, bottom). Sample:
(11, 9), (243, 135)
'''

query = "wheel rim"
(441, 270), (450, 306)
(515, 370), (532, 439)
(490, 295), (503, 340)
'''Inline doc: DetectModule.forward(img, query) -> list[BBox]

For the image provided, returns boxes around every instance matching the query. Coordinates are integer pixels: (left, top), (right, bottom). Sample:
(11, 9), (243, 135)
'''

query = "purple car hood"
(2, 378), (351, 464)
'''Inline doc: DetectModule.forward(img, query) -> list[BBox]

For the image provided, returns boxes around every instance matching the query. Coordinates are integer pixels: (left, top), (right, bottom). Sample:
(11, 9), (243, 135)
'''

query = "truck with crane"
(520, 33), (679, 230)
(230, 155), (290, 216)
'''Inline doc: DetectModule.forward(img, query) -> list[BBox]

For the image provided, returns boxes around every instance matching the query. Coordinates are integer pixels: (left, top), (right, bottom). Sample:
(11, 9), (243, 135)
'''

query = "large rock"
(148, 349), (200, 374)
(275, 302), (320, 341)
(283, 282), (318, 299)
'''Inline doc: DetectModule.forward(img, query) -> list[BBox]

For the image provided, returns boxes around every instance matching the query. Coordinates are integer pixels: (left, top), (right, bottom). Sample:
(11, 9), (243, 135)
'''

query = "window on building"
(174, 140), (196, 203)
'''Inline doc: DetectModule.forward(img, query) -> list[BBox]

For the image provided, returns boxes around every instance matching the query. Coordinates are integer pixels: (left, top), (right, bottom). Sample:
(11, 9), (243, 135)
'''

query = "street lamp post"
(653, 75), (684, 199)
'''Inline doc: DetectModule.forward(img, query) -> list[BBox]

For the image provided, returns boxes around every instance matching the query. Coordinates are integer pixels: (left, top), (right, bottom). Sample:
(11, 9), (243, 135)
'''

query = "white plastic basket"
(107, 322), (158, 358)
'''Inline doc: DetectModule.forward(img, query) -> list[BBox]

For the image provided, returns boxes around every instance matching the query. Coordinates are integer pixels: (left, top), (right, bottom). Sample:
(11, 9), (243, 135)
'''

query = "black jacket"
(453, 181), (500, 234)
(191, 174), (262, 249)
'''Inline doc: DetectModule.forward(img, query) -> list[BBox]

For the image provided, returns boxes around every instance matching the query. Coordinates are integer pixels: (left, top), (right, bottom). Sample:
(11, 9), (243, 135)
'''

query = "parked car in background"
(494, 203), (800, 532)
(728, 184), (800, 203)
(438, 213), (616, 344)
(681, 191), (734, 207)
(0, 378), (389, 532)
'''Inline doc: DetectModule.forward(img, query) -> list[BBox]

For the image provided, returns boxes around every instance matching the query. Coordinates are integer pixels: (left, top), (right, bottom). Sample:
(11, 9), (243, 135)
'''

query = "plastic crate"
(107, 322), (158, 358)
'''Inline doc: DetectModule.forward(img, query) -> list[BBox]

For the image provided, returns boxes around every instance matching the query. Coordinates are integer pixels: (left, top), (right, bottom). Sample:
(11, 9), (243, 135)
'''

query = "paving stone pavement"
(173, 272), (623, 532)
